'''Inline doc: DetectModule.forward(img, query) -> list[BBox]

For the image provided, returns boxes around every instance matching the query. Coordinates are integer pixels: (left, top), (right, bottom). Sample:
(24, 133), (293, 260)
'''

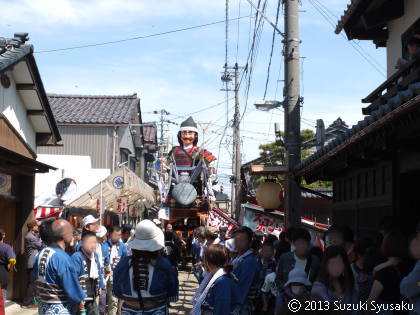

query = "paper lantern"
(256, 180), (283, 210)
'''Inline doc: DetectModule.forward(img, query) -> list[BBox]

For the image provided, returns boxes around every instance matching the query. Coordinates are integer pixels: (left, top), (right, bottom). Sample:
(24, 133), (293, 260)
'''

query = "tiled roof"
(0, 45), (32, 73)
(335, 0), (363, 35)
(296, 82), (420, 174)
(47, 94), (139, 124)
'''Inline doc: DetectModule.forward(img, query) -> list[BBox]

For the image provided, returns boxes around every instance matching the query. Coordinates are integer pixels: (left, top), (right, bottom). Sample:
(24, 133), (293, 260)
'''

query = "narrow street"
(5, 268), (198, 315)
(169, 268), (198, 314)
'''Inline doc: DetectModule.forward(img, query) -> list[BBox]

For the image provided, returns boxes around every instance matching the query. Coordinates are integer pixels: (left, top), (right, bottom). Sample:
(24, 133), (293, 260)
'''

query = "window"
(382, 166), (386, 194)
(373, 169), (377, 196)
(120, 149), (129, 164)
(401, 18), (420, 60)
(343, 180), (347, 201)
(129, 157), (136, 172)
(364, 172), (369, 198)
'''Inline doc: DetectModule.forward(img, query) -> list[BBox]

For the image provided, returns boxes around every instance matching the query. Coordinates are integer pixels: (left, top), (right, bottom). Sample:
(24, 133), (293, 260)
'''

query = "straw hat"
(127, 219), (165, 252)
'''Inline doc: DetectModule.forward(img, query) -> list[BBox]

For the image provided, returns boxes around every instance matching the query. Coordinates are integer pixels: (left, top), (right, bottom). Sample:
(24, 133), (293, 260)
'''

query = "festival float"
(157, 117), (237, 235)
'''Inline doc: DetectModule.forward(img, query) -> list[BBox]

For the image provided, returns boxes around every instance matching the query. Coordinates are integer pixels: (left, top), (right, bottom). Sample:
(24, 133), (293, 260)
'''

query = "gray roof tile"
(47, 94), (139, 124)
(295, 86), (419, 172)
(0, 45), (32, 73)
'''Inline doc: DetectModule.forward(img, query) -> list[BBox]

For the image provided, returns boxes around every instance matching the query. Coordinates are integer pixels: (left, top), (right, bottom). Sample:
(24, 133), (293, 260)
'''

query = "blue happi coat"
(113, 256), (179, 315)
(33, 246), (86, 314)
(202, 275), (237, 315)
(232, 252), (261, 304)
(102, 239), (129, 271)
(71, 250), (105, 298)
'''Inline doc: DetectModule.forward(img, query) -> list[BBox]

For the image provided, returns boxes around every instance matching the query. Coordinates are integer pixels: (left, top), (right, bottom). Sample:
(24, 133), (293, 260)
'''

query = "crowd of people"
(1, 215), (420, 315)
(190, 219), (420, 315)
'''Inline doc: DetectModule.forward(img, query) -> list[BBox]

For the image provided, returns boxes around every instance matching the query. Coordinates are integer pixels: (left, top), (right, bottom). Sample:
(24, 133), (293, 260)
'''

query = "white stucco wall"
(34, 154), (110, 207)
(386, 0), (420, 77)
(0, 71), (36, 151)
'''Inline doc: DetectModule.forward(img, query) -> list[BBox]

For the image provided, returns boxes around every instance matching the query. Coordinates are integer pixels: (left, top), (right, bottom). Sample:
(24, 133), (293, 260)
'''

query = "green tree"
(258, 129), (314, 164)
(257, 129), (331, 188)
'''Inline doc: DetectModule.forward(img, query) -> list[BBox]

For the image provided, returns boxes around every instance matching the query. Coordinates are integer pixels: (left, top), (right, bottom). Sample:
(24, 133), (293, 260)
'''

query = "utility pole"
(221, 63), (244, 219)
(232, 63), (242, 220)
(283, 0), (302, 227)
(153, 109), (174, 158)
(246, 0), (301, 227)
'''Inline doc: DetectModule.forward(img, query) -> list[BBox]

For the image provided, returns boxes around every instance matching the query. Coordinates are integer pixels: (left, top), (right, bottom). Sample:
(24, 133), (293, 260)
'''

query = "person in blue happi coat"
(102, 226), (129, 315)
(113, 219), (179, 315)
(33, 218), (86, 315)
(72, 231), (105, 315)
(231, 226), (261, 315)
(192, 244), (237, 315)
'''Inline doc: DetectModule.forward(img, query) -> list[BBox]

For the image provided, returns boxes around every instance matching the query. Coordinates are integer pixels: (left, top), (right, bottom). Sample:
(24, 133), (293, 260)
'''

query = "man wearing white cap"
(113, 220), (179, 314)
(82, 215), (101, 233)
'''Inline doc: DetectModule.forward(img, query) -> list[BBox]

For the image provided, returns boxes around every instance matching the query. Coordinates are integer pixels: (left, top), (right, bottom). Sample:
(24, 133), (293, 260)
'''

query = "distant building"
(304, 118), (349, 154)
(35, 94), (158, 223)
(38, 94), (153, 176)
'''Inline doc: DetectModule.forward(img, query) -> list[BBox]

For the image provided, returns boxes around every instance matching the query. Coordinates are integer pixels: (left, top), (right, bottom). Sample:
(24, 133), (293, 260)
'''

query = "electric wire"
(312, 0), (385, 72)
(307, 0), (386, 77)
(172, 97), (235, 121)
(263, 0), (282, 99)
(35, 15), (253, 53)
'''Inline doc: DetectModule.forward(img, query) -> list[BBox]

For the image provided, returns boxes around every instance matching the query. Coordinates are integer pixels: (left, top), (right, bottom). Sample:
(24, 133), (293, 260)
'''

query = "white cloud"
(0, 0), (225, 28)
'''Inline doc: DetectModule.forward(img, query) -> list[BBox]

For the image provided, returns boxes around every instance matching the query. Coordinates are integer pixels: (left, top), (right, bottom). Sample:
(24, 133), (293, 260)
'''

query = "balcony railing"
(362, 57), (420, 115)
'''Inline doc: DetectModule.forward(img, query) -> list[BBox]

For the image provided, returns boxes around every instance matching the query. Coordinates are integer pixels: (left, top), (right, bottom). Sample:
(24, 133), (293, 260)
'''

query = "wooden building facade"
(296, 0), (420, 238)
(0, 34), (61, 300)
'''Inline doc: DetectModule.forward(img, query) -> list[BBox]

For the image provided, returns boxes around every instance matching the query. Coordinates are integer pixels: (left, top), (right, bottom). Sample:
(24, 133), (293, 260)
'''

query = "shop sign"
(242, 209), (284, 233)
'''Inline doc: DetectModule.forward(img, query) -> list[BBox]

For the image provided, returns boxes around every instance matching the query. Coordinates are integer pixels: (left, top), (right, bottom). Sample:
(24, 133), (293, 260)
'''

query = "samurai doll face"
(180, 130), (196, 147)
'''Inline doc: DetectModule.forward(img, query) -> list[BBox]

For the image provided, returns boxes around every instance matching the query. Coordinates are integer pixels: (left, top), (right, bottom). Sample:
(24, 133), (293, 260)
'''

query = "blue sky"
(1, 0), (387, 187)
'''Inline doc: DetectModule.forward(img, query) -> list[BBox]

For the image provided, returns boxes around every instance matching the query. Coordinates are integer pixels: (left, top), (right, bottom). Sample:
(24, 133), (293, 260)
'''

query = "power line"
(312, 0), (385, 72)
(35, 15), (253, 54)
(172, 97), (235, 120)
(263, 0), (281, 99)
(225, 0), (229, 68)
(307, 0), (386, 77)
(236, 0), (242, 62)
(240, 0), (267, 122)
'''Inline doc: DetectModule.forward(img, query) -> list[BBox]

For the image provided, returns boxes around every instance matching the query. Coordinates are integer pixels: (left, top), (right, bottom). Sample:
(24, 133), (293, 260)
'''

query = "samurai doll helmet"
(178, 116), (198, 146)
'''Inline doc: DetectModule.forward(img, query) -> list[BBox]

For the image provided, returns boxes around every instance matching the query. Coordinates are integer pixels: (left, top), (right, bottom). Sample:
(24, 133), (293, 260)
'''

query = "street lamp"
(254, 99), (283, 111)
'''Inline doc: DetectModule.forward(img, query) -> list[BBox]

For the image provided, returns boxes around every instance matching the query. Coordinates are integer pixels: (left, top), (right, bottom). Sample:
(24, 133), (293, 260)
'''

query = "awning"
(0, 146), (57, 175)
(33, 206), (64, 220)
(242, 203), (328, 231)
(67, 166), (155, 215)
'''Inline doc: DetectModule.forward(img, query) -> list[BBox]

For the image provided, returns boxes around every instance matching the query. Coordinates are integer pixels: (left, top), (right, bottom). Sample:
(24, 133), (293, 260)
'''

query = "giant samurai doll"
(163, 116), (217, 210)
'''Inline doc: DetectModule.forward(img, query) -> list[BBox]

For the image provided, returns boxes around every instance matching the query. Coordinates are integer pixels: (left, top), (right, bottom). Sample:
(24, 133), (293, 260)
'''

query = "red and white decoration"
(33, 207), (63, 221)
(103, 213), (114, 226)
(208, 208), (238, 229)
(69, 215), (81, 228)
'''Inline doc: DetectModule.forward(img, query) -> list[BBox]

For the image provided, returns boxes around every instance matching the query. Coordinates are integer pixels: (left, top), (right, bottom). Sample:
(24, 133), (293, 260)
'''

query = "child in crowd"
(275, 269), (311, 315)
(351, 237), (374, 302)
